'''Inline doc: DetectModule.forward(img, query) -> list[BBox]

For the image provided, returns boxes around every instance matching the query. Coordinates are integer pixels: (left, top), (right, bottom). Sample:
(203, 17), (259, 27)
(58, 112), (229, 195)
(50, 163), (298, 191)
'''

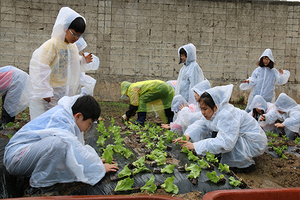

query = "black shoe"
(230, 164), (256, 173)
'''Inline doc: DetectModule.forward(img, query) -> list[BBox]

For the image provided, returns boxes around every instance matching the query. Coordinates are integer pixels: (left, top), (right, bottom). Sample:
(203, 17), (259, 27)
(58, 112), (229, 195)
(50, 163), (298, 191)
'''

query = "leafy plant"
(268, 142), (273, 146)
(161, 164), (175, 174)
(114, 177), (134, 191)
(102, 147), (114, 164)
(295, 137), (300, 144)
(273, 146), (288, 159)
(229, 176), (242, 187)
(218, 163), (230, 173)
(132, 166), (151, 175)
(185, 164), (201, 179)
(118, 165), (132, 178)
(265, 131), (278, 138)
(156, 140), (166, 150)
(161, 176), (179, 194)
(7, 133), (13, 139)
(207, 171), (224, 184)
(188, 151), (199, 161)
(96, 121), (110, 137)
(156, 154), (167, 166)
(206, 151), (219, 163)
(182, 135), (187, 141)
(132, 156), (145, 168)
(146, 141), (155, 149)
(181, 146), (190, 154)
(197, 158), (210, 168)
(22, 113), (27, 121)
(123, 148), (133, 159)
(141, 175), (157, 193)
(282, 135), (289, 141)
(96, 135), (106, 146)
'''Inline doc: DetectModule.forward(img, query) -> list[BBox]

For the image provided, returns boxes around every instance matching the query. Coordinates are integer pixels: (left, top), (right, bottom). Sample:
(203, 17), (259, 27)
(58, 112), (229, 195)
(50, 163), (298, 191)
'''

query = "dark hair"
(69, 17), (86, 33)
(258, 56), (274, 69)
(179, 48), (187, 64)
(199, 92), (216, 110)
(252, 108), (265, 121)
(72, 95), (100, 121)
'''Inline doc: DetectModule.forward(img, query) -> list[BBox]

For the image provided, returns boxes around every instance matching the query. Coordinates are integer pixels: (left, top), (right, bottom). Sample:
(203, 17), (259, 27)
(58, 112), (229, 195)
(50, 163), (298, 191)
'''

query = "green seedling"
(96, 135), (106, 146)
(207, 171), (225, 184)
(295, 137), (300, 144)
(185, 163), (202, 178)
(188, 151), (199, 162)
(141, 175), (157, 193)
(181, 146), (190, 154)
(114, 177), (134, 191)
(132, 156), (145, 168)
(268, 142), (273, 146)
(118, 165), (132, 178)
(197, 158), (210, 168)
(161, 164), (175, 174)
(156, 154), (167, 166)
(229, 176), (242, 187)
(206, 151), (219, 163)
(22, 113), (27, 121)
(132, 166), (151, 175)
(218, 163), (230, 173)
(161, 176), (179, 194)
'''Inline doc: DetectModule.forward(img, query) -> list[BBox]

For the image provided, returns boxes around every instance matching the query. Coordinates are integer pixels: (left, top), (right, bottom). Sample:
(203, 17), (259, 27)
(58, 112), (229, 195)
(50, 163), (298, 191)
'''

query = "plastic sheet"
(0, 123), (244, 198)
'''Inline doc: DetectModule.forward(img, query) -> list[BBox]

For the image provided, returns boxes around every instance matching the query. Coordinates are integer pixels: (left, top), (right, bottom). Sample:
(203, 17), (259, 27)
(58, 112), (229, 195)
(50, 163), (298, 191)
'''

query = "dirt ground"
(1, 101), (300, 200)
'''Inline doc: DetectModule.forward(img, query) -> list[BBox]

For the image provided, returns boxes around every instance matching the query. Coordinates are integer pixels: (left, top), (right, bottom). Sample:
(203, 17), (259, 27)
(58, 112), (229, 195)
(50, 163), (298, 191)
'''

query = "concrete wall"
(1, 0), (300, 103)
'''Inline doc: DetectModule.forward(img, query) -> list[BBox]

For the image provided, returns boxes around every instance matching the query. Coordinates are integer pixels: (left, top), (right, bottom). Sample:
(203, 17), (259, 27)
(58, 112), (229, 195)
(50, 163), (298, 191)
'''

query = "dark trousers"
(1, 94), (15, 125)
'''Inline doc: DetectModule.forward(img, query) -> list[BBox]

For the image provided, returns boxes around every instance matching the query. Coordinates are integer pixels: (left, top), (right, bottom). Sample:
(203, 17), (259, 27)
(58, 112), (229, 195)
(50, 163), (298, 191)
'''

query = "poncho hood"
(205, 84), (233, 110)
(191, 79), (211, 96)
(275, 93), (297, 113)
(249, 95), (267, 112)
(259, 48), (274, 63)
(171, 95), (188, 112)
(178, 43), (197, 66)
(120, 81), (132, 96)
(51, 7), (86, 43)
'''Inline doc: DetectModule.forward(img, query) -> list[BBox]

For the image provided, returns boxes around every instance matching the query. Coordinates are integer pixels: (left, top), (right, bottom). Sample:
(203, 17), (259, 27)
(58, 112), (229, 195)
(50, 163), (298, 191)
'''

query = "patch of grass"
(98, 101), (129, 119)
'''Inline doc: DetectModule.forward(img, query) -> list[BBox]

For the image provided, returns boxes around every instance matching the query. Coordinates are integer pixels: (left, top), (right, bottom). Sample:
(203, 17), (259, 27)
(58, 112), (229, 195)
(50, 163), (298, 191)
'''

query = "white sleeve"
(184, 119), (209, 142)
(275, 69), (290, 85)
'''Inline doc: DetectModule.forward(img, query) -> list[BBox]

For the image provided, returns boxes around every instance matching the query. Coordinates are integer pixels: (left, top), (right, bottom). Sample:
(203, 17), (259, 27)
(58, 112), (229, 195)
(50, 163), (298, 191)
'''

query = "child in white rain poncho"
(240, 48), (290, 112)
(175, 43), (205, 105)
(0, 66), (29, 126)
(262, 93), (300, 140)
(4, 95), (118, 188)
(29, 7), (99, 120)
(249, 95), (277, 132)
(174, 84), (267, 172)
(161, 80), (211, 135)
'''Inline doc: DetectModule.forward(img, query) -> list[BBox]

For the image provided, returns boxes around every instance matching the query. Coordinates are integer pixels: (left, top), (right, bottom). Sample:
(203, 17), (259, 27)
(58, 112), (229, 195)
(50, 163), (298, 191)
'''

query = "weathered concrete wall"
(1, 0), (300, 103)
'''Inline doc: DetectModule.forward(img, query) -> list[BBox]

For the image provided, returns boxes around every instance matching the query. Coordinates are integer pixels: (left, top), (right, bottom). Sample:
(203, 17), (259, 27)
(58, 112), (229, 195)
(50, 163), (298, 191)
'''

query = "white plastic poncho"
(273, 93), (300, 133)
(248, 95), (276, 132)
(29, 7), (99, 120)
(0, 66), (30, 117)
(175, 43), (205, 105)
(3, 95), (105, 187)
(171, 80), (211, 135)
(188, 84), (267, 168)
(239, 49), (290, 112)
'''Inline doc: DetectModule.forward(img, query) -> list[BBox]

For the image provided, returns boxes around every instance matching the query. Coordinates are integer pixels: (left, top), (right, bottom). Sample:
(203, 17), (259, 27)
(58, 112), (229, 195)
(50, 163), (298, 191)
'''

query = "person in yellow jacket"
(121, 80), (175, 126)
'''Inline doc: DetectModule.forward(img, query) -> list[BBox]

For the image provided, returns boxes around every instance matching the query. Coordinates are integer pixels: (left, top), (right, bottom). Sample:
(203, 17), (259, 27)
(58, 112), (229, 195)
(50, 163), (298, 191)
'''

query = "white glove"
(121, 114), (128, 121)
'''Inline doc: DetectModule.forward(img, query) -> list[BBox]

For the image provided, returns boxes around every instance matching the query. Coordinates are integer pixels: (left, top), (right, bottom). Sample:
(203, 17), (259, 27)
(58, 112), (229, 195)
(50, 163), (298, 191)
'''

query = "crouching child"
(3, 95), (118, 188)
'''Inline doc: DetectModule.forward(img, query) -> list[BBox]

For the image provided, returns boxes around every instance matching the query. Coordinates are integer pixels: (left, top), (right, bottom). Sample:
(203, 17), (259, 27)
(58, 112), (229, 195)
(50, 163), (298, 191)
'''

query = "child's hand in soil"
(104, 163), (119, 173)
(178, 140), (195, 150)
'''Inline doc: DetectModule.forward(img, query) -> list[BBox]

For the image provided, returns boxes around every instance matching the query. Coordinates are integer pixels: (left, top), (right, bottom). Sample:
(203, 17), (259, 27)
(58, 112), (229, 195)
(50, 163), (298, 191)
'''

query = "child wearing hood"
(261, 93), (300, 140)
(175, 43), (205, 105)
(29, 7), (99, 120)
(240, 48), (290, 112)
(249, 95), (277, 132)
(0, 66), (30, 127)
(161, 80), (211, 135)
(174, 84), (267, 173)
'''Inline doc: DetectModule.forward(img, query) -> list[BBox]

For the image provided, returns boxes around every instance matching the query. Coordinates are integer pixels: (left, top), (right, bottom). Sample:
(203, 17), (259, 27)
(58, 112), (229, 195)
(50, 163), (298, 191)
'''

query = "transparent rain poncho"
(29, 7), (99, 120)
(0, 66), (30, 117)
(239, 49), (290, 112)
(175, 43), (205, 105)
(121, 80), (175, 123)
(271, 93), (300, 134)
(249, 95), (276, 132)
(170, 80), (211, 135)
(187, 84), (267, 168)
(3, 95), (105, 187)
